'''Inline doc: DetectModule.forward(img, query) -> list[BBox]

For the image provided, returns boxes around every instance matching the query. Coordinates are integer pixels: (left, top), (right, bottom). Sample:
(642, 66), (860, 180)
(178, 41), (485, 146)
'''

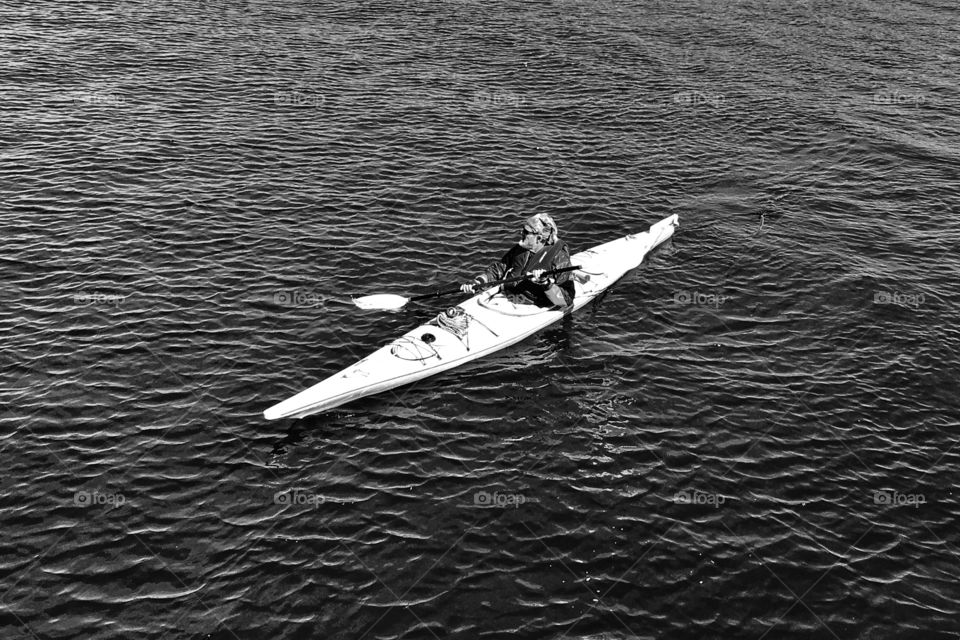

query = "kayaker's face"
(518, 226), (545, 251)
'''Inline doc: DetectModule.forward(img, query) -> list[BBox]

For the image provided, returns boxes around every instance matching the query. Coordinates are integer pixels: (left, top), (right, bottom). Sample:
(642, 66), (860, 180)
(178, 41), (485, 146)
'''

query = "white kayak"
(263, 214), (679, 420)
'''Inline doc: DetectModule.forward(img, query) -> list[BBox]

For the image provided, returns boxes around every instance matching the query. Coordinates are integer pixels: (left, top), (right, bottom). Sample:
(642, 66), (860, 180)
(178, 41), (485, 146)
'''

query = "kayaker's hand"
(529, 269), (549, 285)
(462, 276), (487, 293)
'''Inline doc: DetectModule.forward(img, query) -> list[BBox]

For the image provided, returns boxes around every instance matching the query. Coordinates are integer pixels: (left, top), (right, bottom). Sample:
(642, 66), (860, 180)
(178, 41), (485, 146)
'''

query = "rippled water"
(3, 0), (959, 638)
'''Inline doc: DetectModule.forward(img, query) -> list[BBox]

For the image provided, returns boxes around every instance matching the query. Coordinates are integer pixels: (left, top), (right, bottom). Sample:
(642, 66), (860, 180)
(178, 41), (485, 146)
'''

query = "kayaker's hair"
(532, 214), (558, 245)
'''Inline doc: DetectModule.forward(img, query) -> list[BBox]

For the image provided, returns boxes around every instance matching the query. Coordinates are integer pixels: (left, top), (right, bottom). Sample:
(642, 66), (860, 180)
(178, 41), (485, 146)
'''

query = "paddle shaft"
(408, 265), (582, 303)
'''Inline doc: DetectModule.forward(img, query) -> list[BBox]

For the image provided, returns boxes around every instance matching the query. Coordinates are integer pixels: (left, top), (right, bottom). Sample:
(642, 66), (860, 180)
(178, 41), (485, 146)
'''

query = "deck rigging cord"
(437, 306), (470, 338)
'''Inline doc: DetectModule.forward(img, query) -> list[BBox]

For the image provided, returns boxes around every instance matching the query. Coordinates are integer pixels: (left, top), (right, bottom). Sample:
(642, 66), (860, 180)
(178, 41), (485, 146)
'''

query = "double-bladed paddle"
(353, 265), (582, 310)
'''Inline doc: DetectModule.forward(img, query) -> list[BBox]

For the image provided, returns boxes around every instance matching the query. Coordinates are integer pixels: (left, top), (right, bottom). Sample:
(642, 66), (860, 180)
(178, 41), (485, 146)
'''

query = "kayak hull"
(263, 214), (678, 420)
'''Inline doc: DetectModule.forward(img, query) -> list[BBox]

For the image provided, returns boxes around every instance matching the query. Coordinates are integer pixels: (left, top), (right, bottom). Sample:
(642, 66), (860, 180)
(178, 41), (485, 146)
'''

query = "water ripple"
(3, 1), (959, 639)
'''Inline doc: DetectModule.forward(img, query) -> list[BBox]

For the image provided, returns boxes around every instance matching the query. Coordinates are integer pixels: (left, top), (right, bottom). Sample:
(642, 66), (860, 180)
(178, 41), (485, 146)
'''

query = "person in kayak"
(460, 213), (576, 308)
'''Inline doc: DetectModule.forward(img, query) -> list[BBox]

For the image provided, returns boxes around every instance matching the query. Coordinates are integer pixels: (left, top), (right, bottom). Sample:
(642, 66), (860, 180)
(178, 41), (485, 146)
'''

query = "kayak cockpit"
(478, 292), (560, 317)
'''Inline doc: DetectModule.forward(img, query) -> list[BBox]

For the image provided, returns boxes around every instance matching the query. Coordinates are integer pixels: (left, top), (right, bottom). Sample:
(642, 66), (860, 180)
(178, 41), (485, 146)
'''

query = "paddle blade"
(353, 294), (410, 310)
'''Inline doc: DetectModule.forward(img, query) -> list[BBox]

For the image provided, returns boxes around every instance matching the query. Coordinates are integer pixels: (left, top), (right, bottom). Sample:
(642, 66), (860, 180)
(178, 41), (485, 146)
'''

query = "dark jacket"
(480, 240), (575, 307)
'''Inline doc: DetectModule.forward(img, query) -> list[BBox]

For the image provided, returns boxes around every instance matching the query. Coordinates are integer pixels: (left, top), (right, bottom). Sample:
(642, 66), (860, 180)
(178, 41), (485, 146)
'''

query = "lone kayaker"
(460, 214), (575, 307)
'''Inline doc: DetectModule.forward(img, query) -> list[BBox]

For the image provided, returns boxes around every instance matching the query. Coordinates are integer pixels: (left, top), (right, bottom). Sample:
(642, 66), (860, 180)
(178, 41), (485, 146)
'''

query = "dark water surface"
(3, 0), (959, 638)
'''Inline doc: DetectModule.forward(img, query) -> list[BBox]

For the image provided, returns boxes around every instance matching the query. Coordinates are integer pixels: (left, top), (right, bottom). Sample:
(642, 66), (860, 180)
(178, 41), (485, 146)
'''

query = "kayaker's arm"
(550, 242), (573, 285)
(461, 250), (513, 293)
(480, 249), (513, 284)
(460, 267), (504, 293)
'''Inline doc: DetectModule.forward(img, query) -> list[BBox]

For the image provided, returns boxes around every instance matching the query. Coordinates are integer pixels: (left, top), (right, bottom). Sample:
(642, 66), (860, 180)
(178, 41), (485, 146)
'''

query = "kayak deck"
(263, 214), (678, 420)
